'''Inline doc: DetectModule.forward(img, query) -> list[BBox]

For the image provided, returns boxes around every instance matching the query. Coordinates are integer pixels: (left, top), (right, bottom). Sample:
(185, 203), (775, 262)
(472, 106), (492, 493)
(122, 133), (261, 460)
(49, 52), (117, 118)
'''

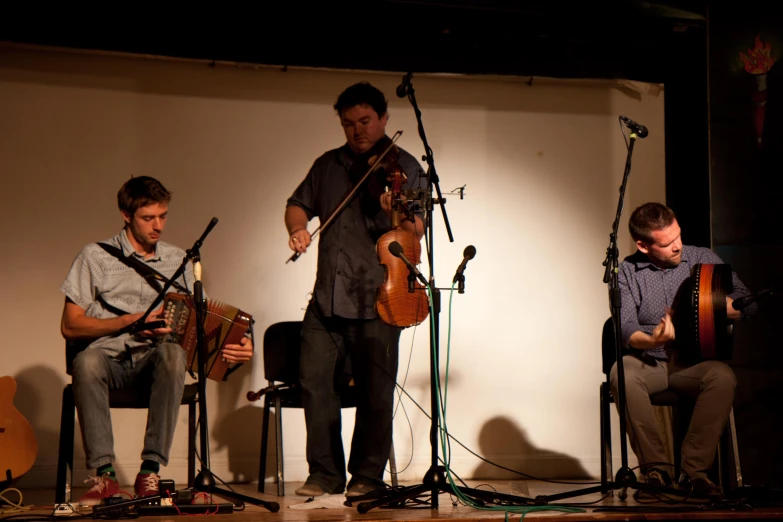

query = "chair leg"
(274, 395), (284, 496)
(722, 407), (743, 490)
(55, 385), (75, 505)
(728, 408), (743, 488)
(671, 404), (682, 480)
(188, 400), (196, 488)
(388, 441), (398, 488)
(599, 383), (612, 492)
(258, 395), (271, 494)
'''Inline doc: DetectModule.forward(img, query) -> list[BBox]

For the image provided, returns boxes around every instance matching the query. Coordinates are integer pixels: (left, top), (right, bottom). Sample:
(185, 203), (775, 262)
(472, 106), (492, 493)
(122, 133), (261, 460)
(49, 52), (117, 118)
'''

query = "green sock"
(140, 460), (160, 475)
(97, 463), (115, 478)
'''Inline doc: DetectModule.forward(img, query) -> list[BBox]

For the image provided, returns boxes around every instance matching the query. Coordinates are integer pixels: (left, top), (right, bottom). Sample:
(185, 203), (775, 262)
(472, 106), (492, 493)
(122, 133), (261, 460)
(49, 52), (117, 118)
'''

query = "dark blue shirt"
(287, 141), (427, 319)
(619, 245), (756, 360)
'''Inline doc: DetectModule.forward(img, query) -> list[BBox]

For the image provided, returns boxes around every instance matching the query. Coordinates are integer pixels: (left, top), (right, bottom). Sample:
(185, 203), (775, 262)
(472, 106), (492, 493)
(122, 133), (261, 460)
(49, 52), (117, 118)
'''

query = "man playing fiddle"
(285, 82), (427, 498)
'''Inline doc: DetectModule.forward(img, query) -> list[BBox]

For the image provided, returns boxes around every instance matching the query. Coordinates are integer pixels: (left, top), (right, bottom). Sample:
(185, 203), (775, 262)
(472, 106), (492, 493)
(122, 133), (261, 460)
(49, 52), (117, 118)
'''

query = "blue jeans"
(299, 301), (401, 492)
(71, 343), (187, 470)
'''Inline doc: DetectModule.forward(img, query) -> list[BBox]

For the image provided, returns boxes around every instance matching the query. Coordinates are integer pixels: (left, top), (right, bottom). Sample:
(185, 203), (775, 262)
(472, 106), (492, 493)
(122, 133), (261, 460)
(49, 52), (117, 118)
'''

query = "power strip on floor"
(53, 503), (80, 517)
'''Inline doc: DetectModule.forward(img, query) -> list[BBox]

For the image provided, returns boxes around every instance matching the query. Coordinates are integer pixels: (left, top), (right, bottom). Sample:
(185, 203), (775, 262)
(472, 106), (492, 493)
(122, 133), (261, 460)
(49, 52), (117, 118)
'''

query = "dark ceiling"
(1, 1), (710, 83)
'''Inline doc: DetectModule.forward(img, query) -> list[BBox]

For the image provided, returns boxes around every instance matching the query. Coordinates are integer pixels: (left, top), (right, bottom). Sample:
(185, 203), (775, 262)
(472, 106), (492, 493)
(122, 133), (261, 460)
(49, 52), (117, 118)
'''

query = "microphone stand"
(109, 218), (278, 513)
(185, 218), (280, 513)
(533, 128), (681, 504)
(354, 74), (534, 513)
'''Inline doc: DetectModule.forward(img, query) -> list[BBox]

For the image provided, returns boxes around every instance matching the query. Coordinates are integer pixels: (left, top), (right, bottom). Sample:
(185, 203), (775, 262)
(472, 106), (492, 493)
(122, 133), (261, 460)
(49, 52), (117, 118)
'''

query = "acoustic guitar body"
(0, 376), (38, 487)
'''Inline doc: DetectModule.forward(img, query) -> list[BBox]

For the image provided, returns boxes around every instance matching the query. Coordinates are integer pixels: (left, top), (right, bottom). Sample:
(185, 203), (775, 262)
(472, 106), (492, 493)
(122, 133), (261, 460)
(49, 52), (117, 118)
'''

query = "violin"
(375, 151), (429, 328)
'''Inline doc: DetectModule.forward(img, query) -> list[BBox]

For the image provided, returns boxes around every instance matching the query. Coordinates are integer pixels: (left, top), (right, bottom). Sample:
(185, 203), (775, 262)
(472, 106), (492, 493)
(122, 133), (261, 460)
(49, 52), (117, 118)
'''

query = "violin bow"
(287, 130), (403, 263)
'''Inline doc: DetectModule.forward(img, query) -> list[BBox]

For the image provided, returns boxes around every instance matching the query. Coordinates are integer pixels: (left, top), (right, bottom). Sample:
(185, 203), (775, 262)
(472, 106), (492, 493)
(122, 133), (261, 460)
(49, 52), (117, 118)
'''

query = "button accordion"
(671, 263), (734, 363)
(162, 292), (252, 381)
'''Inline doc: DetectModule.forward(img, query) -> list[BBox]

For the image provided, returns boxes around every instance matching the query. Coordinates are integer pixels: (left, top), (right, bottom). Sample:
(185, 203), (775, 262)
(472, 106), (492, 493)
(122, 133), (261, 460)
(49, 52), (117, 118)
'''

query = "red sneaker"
(78, 473), (120, 506)
(134, 472), (160, 498)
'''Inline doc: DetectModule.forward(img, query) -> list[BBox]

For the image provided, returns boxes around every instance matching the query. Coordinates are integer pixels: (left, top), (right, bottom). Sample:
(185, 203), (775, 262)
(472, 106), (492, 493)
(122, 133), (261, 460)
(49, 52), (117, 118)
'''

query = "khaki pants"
(609, 354), (736, 480)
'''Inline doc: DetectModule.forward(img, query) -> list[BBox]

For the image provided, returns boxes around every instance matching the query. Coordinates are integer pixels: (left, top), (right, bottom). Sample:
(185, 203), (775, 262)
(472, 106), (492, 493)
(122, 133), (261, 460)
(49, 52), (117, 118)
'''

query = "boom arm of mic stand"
(406, 80), (454, 243)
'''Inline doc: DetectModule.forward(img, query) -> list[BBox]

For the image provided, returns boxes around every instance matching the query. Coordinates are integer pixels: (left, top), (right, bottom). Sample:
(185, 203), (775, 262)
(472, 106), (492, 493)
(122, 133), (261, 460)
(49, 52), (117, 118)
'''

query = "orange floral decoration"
(739, 34), (776, 74)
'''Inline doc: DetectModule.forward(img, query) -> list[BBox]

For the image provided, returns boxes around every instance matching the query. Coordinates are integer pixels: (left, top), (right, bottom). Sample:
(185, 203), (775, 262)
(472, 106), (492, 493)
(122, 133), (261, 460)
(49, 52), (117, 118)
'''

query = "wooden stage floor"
(4, 479), (783, 521)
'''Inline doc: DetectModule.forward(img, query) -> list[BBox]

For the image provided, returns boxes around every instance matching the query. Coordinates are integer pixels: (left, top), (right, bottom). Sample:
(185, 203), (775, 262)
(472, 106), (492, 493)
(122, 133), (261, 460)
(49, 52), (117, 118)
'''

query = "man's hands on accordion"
(135, 306), (173, 338)
(222, 336), (253, 363)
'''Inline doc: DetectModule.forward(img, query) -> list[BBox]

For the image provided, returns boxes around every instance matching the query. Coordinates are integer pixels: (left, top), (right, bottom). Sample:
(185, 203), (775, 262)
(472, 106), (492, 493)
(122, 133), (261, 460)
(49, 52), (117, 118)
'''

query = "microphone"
(388, 241), (428, 286)
(452, 245), (476, 293)
(619, 115), (649, 138)
(396, 72), (412, 98)
(452, 245), (476, 283)
(731, 287), (774, 311)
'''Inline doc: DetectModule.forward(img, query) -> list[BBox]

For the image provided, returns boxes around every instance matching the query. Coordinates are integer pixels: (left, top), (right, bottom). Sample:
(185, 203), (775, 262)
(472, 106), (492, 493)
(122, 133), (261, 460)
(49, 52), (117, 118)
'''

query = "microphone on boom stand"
(452, 245), (476, 294)
(396, 72), (412, 98)
(619, 116), (648, 138)
(388, 241), (428, 287)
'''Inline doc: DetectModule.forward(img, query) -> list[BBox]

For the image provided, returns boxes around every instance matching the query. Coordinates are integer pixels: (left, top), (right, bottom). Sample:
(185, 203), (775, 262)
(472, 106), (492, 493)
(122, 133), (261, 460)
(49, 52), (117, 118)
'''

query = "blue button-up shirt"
(60, 228), (197, 361)
(619, 244), (756, 360)
(287, 141), (427, 319)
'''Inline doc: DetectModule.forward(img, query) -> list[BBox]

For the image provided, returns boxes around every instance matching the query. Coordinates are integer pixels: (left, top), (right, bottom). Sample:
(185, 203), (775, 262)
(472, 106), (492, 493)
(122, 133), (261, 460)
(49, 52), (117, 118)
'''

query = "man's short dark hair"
(117, 176), (172, 216)
(334, 82), (388, 118)
(629, 202), (677, 243)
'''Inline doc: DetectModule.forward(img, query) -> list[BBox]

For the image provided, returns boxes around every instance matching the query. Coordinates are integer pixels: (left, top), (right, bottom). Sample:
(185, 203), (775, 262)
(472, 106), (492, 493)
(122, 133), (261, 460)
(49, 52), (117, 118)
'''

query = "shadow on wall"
(211, 362), (264, 484)
(472, 416), (591, 480)
(12, 365), (67, 484)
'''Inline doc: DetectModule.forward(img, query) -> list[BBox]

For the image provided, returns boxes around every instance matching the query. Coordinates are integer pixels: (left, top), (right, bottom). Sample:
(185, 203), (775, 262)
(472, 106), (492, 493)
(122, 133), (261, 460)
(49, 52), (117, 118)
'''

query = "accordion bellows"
(163, 292), (252, 381)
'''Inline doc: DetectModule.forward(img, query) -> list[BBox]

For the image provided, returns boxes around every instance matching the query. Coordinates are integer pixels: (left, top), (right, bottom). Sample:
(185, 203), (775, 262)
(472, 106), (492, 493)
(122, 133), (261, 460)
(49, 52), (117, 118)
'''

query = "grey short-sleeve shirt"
(60, 228), (196, 360)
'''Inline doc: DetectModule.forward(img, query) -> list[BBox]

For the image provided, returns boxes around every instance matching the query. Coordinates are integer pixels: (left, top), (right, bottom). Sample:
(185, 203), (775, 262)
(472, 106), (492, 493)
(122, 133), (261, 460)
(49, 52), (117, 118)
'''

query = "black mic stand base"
(353, 465), (536, 514)
(191, 469), (280, 512)
(532, 466), (641, 504)
(532, 466), (719, 505)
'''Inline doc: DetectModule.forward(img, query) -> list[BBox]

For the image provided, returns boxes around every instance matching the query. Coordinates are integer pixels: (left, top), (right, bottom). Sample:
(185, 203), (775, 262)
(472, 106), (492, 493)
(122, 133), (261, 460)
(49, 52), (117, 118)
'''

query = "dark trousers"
(609, 355), (736, 480)
(299, 301), (401, 492)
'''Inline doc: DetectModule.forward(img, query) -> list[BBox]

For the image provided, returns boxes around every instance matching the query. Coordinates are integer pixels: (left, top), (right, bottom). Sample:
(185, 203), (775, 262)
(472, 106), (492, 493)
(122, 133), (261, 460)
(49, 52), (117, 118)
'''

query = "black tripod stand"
(533, 118), (681, 505)
(185, 219), (280, 512)
(354, 73), (534, 514)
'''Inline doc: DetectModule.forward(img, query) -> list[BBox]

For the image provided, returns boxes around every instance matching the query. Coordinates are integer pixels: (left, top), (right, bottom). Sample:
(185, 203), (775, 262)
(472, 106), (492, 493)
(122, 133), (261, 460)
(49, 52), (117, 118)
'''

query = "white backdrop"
(0, 43), (665, 488)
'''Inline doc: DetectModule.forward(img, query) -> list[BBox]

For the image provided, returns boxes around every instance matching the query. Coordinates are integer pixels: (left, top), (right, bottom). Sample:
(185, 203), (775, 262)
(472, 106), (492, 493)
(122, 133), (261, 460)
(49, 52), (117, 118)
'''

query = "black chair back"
(65, 339), (92, 376)
(601, 317), (618, 376)
(262, 321), (304, 384)
(262, 320), (355, 403)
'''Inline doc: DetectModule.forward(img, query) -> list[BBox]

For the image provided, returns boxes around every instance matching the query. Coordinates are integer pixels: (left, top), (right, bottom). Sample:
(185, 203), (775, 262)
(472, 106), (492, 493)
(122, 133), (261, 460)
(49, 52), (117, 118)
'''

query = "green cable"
(418, 282), (586, 519)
